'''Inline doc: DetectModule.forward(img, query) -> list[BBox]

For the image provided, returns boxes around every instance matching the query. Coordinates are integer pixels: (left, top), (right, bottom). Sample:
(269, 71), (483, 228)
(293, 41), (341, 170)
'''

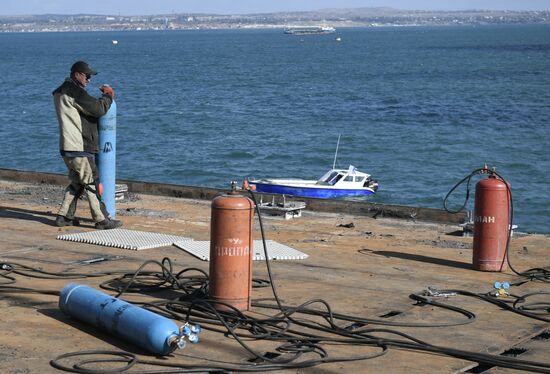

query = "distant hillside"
(1, 7), (549, 32)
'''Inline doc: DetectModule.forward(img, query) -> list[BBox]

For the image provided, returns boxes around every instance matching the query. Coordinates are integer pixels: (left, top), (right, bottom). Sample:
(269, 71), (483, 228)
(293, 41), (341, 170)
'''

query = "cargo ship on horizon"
(284, 26), (336, 35)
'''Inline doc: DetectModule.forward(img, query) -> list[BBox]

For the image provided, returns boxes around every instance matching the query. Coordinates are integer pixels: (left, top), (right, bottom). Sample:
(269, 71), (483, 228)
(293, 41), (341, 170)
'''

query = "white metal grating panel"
(57, 229), (191, 250)
(173, 240), (308, 261)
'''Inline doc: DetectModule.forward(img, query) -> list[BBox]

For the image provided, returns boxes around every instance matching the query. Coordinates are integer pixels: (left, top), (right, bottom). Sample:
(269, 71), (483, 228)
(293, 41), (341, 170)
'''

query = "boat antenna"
(332, 134), (341, 169)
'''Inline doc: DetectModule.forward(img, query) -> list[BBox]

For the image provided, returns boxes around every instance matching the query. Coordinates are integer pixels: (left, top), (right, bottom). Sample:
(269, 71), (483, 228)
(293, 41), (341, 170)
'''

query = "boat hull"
(250, 182), (375, 199)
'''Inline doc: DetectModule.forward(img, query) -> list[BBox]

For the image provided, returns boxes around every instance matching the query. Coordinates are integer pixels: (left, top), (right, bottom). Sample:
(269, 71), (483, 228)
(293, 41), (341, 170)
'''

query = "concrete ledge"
(0, 168), (466, 225)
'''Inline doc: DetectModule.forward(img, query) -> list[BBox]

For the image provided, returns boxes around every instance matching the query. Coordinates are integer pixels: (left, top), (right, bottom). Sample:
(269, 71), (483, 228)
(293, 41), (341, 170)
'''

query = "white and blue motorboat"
(249, 165), (378, 199)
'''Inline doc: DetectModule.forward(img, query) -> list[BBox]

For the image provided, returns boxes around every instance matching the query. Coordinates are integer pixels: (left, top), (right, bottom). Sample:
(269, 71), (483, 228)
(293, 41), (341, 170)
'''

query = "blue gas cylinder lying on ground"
(59, 283), (197, 356)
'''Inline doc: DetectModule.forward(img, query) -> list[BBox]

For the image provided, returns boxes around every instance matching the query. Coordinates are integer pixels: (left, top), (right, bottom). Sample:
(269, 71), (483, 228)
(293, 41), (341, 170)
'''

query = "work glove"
(100, 84), (115, 99)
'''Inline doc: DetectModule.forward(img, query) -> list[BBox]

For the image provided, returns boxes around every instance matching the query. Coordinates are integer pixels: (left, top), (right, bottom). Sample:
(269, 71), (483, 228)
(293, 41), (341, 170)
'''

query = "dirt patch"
(420, 238), (472, 249)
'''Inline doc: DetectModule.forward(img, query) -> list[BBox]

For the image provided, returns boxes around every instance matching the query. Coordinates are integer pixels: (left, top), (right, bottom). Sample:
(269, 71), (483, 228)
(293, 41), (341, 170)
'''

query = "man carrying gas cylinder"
(52, 60), (122, 230)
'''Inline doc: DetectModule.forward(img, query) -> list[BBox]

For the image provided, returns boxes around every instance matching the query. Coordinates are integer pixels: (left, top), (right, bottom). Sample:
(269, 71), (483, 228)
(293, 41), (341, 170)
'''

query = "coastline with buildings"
(1, 7), (549, 32)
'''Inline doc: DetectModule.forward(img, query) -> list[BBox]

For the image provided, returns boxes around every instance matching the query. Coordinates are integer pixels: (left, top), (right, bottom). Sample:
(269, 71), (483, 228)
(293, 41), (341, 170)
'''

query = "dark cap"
(70, 61), (98, 75)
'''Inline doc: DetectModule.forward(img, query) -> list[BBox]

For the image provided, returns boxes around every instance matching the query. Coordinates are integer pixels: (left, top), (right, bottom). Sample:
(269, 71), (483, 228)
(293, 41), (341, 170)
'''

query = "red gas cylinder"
(209, 192), (255, 311)
(472, 175), (509, 271)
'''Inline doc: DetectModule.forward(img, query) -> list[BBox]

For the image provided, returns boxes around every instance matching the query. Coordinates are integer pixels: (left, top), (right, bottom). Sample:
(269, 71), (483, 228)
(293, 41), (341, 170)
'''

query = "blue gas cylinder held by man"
(98, 96), (117, 218)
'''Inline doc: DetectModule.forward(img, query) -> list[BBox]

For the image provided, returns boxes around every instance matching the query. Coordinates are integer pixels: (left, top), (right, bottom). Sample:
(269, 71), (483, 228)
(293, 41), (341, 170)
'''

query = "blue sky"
(1, 0), (549, 16)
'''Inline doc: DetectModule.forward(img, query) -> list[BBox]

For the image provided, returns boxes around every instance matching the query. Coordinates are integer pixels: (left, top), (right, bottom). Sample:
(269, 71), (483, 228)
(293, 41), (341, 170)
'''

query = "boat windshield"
(321, 171), (344, 185)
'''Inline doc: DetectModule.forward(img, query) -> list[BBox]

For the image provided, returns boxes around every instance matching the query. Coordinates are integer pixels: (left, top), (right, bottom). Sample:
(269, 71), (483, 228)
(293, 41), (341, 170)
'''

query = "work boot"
(55, 215), (80, 227)
(95, 219), (122, 230)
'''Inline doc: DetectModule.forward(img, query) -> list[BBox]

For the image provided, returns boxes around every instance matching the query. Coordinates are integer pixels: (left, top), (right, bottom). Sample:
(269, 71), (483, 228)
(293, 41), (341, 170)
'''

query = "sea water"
(0, 25), (549, 233)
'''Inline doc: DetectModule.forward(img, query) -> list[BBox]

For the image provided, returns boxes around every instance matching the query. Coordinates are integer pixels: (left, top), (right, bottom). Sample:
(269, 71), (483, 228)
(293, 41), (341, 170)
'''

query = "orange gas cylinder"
(209, 192), (255, 311)
(472, 175), (509, 271)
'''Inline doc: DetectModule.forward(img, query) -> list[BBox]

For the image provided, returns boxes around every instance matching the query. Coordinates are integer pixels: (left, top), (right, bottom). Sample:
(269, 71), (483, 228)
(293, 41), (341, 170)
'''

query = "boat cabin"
(316, 166), (378, 190)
